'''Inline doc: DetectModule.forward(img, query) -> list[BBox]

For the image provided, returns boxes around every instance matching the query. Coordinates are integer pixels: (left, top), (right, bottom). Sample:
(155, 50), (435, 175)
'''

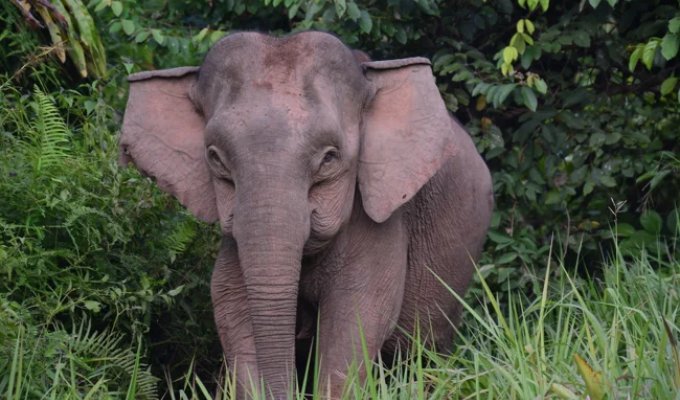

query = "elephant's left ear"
(359, 58), (458, 223)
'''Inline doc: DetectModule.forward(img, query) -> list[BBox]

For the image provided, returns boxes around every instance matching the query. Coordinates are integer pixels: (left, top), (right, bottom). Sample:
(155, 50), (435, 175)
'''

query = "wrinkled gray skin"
(119, 31), (493, 399)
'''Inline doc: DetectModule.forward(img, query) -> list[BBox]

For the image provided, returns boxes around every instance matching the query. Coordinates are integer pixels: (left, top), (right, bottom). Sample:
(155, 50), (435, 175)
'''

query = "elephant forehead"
(210, 93), (338, 144)
(199, 32), (364, 104)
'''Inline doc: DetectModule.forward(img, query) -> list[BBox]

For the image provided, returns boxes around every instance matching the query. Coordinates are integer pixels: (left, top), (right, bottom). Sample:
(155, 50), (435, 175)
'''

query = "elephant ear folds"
(359, 58), (458, 223)
(119, 67), (219, 223)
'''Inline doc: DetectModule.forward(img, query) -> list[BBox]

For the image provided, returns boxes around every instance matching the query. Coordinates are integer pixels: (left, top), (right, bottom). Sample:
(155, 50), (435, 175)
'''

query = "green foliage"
(2, 0), (679, 396)
(0, 312), (158, 399)
(10, 0), (107, 78)
(0, 45), (220, 396)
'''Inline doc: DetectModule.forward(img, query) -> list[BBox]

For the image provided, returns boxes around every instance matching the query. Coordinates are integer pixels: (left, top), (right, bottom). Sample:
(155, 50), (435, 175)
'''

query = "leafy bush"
(0, 60), (220, 397)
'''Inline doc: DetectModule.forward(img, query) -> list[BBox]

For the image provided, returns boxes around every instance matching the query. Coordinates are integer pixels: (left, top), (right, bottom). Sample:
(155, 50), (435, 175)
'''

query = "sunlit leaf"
(574, 354), (606, 400)
(661, 76), (678, 95)
(661, 33), (679, 60)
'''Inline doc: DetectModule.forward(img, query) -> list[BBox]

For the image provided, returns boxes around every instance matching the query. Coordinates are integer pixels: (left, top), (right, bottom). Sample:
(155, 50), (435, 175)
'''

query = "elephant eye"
(313, 147), (341, 183)
(322, 149), (339, 164)
(206, 145), (232, 181)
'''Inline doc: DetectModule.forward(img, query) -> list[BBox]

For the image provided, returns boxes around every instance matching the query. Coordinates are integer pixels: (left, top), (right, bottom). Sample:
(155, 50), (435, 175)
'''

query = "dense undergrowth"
(1, 0), (680, 399)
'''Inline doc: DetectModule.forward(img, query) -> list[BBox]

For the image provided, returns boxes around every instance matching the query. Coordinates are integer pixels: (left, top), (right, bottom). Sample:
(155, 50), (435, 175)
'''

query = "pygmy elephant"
(119, 31), (493, 399)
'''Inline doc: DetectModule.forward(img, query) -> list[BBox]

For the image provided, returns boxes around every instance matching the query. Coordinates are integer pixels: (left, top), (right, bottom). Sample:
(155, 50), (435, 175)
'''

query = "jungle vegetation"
(1, 0), (678, 398)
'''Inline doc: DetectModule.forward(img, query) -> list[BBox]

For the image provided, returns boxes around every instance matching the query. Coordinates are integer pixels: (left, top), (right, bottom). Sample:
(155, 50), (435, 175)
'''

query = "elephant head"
(119, 31), (457, 397)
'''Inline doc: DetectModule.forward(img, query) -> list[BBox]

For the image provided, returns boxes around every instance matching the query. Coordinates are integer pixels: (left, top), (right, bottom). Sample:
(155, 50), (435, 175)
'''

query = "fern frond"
(163, 219), (198, 259)
(63, 319), (159, 399)
(26, 88), (71, 173)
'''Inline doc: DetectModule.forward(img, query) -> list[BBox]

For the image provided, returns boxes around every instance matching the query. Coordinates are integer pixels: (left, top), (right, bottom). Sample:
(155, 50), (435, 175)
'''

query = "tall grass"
(159, 240), (679, 399)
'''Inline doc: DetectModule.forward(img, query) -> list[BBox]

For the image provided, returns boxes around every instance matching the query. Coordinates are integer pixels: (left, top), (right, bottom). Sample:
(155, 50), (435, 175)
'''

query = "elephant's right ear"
(119, 67), (219, 223)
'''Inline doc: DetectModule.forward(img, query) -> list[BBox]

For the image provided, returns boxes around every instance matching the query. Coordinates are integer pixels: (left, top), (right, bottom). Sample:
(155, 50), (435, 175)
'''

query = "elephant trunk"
(233, 187), (309, 399)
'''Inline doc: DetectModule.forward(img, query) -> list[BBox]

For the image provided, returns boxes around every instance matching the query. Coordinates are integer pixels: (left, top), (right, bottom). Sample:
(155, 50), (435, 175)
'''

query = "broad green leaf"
(640, 210), (662, 233)
(94, 0), (108, 12)
(122, 19), (135, 36)
(346, 2), (360, 20)
(583, 179), (594, 195)
(134, 30), (149, 43)
(451, 70), (472, 82)
(472, 82), (490, 97)
(629, 45), (643, 71)
(642, 40), (658, 70)
(545, 190), (561, 205)
(589, 132), (606, 147)
(661, 76), (678, 95)
(670, 17), (680, 34)
(487, 230), (513, 244)
(335, 0), (346, 18)
(525, 19), (535, 34)
(540, 0), (549, 11)
(517, 19), (525, 33)
(661, 33), (679, 60)
(573, 31), (590, 47)
(304, 2), (322, 19)
(109, 21), (121, 34)
(433, 53), (455, 70)
(287, 3), (300, 19)
(494, 84), (517, 107)
(616, 223), (635, 237)
(496, 252), (518, 264)
(534, 78), (548, 94)
(151, 29), (165, 45)
(111, 1), (123, 16)
(359, 11), (373, 33)
(599, 174), (616, 187)
(520, 86), (538, 111)
(503, 46), (519, 63)
(589, 0), (601, 7)
(510, 34), (526, 53)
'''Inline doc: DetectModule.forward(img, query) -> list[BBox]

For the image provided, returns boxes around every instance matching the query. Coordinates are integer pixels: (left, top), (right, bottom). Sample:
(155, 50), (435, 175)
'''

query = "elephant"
(119, 31), (493, 399)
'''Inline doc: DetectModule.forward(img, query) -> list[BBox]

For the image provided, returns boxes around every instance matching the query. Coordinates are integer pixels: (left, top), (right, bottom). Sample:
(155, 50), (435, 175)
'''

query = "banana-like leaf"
(61, 0), (107, 78)
(51, 0), (87, 77)
(33, 5), (66, 62)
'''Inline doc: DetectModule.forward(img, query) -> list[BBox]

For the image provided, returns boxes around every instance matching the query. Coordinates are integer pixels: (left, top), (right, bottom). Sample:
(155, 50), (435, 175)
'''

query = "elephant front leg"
(211, 238), (259, 397)
(316, 212), (408, 398)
